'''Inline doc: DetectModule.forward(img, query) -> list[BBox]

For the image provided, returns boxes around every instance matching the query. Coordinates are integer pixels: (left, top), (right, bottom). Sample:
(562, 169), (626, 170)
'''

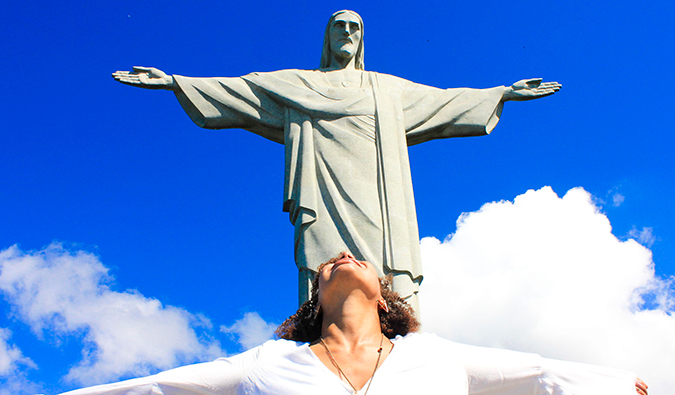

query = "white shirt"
(61, 333), (637, 395)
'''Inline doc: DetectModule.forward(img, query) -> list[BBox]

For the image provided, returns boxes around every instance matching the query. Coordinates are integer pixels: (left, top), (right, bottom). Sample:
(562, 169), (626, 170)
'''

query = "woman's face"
(317, 252), (382, 306)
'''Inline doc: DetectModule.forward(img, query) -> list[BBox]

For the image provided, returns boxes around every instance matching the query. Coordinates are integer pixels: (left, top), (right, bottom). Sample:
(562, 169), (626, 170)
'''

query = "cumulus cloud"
(0, 243), (223, 386)
(221, 312), (277, 350)
(419, 186), (675, 395)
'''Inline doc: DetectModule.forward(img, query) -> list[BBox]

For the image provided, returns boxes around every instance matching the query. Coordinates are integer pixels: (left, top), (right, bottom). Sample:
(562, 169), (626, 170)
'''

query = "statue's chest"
(324, 72), (367, 89)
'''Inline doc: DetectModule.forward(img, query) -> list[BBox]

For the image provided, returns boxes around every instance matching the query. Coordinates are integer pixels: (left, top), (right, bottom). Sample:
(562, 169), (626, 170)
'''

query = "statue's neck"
(324, 53), (359, 71)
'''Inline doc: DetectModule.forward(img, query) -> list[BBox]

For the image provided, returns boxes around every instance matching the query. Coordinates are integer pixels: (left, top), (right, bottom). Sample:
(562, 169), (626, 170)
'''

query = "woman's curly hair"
(275, 256), (420, 342)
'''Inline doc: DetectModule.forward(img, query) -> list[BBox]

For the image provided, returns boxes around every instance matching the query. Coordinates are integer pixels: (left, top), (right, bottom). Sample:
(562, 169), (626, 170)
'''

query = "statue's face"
(328, 12), (362, 61)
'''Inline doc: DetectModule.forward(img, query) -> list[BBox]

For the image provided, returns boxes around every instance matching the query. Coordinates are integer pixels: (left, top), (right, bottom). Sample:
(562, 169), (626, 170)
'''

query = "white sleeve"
(446, 341), (637, 395)
(59, 347), (260, 395)
(538, 358), (638, 395)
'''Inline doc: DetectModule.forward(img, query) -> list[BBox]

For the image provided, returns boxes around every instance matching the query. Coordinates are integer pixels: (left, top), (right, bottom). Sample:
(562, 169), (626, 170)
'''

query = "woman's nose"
(340, 251), (355, 260)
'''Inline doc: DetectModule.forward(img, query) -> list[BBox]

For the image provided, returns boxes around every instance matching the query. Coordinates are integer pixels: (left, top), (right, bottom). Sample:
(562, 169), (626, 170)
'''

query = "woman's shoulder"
(394, 331), (446, 342)
(254, 337), (306, 351)
(212, 338), (306, 363)
(251, 338), (310, 360)
(392, 332), (456, 350)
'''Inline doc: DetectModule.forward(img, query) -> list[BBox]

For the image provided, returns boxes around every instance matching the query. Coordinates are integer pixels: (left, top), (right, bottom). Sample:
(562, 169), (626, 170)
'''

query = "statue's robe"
(173, 70), (504, 303)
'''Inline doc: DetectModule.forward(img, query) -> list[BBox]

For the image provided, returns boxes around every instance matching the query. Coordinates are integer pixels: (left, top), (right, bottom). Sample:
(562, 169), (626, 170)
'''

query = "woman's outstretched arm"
(59, 346), (260, 395)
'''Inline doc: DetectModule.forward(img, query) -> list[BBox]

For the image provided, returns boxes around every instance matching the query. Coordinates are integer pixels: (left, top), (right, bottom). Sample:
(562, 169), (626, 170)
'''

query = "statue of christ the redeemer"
(113, 10), (561, 313)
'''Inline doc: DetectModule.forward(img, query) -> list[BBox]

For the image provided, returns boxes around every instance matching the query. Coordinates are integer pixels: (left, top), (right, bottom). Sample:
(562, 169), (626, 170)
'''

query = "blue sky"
(1, 1), (674, 394)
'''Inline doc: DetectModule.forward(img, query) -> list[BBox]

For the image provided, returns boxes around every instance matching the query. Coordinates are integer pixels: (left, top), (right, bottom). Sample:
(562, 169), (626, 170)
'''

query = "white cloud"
(221, 312), (277, 350)
(419, 186), (675, 395)
(606, 186), (625, 207)
(628, 226), (656, 248)
(0, 243), (223, 386)
(0, 328), (34, 376)
(0, 374), (42, 395)
(612, 192), (625, 207)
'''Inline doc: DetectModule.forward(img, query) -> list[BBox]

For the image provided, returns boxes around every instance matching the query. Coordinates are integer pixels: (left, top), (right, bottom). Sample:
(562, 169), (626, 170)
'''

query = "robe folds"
(173, 70), (505, 301)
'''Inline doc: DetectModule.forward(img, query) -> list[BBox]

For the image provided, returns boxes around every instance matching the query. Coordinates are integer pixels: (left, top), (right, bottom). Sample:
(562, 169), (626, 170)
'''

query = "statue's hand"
(112, 66), (176, 90)
(502, 78), (561, 101)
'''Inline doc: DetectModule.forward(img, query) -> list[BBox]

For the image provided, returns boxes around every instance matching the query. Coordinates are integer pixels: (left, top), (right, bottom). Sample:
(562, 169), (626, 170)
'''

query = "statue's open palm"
(504, 78), (561, 101)
(112, 66), (175, 90)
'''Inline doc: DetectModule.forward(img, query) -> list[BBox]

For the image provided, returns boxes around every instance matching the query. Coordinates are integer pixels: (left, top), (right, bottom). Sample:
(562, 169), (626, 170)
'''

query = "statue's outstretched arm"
(112, 66), (177, 90)
(501, 78), (561, 102)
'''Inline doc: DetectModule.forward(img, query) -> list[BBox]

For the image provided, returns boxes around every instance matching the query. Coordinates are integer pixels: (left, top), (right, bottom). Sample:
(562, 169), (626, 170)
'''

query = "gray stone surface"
(112, 10), (560, 315)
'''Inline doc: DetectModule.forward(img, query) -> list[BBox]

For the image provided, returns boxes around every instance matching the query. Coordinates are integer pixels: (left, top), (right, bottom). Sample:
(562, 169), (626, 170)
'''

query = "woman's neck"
(320, 295), (382, 348)
(311, 295), (393, 393)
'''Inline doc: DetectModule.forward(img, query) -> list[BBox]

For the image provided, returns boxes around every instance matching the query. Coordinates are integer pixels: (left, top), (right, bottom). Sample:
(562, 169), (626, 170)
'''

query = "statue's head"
(320, 10), (365, 70)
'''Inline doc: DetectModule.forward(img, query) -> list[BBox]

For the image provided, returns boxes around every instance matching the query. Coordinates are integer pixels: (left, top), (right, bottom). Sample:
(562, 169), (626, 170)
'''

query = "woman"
(62, 252), (647, 395)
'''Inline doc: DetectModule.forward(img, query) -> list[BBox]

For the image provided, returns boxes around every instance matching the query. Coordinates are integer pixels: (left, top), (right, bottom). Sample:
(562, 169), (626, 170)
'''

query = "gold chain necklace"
(319, 334), (385, 395)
